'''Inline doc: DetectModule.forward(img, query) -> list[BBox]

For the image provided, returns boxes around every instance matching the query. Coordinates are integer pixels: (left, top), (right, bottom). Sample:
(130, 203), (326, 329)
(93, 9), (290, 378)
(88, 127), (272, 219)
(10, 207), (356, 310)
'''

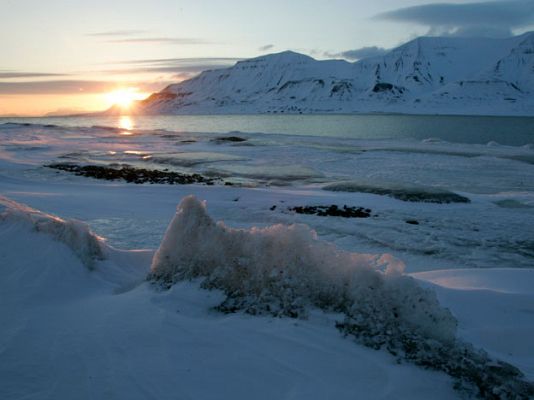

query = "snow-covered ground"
(1, 121), (533, 399)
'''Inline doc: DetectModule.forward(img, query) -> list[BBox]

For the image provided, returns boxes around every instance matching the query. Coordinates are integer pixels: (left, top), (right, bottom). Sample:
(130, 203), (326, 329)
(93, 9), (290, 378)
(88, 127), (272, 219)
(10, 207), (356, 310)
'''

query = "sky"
(1, 0), (533, 116)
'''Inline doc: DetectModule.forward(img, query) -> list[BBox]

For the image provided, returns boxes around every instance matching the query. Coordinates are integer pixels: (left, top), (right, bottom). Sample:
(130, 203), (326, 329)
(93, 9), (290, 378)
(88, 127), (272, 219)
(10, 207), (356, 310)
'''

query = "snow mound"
(0, 196), (104, 269)
(151, 195), (456, 343)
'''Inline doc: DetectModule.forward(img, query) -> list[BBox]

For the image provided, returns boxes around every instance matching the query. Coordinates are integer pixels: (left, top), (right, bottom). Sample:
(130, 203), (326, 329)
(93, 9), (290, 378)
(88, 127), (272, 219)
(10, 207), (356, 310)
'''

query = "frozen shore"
(0, 195), (533, 399)
(1, 121), (533, 398)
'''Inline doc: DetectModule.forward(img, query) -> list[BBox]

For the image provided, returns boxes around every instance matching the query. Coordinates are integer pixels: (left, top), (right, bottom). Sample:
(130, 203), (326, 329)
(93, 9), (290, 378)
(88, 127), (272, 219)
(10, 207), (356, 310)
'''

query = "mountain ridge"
(120, 33), (534, 116)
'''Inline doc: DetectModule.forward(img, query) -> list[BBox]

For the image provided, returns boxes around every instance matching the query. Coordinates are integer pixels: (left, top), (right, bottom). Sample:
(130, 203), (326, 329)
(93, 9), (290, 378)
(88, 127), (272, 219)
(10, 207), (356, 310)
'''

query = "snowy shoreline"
(1, 121), (533, 399)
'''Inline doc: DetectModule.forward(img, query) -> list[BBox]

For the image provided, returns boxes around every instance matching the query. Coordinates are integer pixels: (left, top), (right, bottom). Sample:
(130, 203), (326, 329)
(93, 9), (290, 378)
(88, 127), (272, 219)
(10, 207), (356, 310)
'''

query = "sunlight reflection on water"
(119, 116), (134, 134)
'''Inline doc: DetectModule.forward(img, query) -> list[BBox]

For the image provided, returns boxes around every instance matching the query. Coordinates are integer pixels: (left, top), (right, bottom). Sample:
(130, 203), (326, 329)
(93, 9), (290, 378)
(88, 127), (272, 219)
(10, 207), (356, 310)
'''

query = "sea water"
(3, 113), (534, 145)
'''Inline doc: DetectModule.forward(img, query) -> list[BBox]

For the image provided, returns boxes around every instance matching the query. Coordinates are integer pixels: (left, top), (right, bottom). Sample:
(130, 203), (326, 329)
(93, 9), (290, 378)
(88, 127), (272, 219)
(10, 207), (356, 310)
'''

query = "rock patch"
(47, 163), (216, 185)
(324, 182), (470, 204)
(289, 205), (372, 218)
(211, 136), (247, 143)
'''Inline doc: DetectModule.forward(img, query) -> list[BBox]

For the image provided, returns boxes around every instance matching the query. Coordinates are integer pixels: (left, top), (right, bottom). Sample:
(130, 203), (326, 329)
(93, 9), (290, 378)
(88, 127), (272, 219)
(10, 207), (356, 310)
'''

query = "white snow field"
(1, 121), (534, 399)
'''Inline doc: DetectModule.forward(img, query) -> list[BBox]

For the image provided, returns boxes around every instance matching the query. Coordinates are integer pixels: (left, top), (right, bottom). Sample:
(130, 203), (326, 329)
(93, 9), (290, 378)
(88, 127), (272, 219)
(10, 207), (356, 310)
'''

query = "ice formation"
(151, 195), (456, 343)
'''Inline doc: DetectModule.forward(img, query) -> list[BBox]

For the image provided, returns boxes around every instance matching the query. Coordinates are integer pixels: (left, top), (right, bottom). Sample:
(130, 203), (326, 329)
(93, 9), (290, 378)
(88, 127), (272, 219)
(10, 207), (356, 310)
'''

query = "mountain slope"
(417, 33), (534, 115)
(131, 33), (534, 116)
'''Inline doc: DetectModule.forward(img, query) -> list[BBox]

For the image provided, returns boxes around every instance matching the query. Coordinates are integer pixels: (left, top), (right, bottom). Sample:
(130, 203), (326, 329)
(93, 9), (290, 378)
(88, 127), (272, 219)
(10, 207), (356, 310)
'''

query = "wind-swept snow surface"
(1, 196), (533, 399)
(0, 197), (460, 400)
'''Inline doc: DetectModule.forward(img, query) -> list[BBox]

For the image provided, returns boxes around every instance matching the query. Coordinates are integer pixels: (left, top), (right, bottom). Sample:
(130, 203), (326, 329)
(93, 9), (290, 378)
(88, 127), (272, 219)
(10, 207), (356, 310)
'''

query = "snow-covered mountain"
(131, 33), (534, 116)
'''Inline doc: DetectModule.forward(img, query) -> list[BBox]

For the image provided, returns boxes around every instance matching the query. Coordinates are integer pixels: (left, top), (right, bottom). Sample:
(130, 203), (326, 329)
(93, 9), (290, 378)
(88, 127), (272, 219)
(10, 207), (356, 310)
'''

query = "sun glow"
(106, 88), (147, 110)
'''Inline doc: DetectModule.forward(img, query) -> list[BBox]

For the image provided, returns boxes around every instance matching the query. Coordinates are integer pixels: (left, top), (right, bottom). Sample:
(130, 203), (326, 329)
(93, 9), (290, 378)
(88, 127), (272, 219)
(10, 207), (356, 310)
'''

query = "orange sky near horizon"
(0, 88), (152, 117)
(0, 93), (115, 117)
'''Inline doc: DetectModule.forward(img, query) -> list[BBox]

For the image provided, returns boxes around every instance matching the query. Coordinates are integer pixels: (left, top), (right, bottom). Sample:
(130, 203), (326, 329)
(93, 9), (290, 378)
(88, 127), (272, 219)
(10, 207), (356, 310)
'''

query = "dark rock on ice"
(211, 136), (247, 143)
(289, 204), (371, 218)
(46, 163), (217, 185)
(324, 182), (470, 204)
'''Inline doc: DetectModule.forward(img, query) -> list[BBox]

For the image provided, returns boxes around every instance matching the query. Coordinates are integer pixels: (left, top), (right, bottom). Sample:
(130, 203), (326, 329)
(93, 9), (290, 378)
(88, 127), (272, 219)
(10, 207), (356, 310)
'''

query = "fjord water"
(3, 114), (534, 145)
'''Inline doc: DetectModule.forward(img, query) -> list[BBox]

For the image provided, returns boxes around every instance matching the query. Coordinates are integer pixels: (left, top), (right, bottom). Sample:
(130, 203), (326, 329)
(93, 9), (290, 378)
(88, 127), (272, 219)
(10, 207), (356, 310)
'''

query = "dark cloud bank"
(329, 0), (534, 62)
(377, 0), (534, 37)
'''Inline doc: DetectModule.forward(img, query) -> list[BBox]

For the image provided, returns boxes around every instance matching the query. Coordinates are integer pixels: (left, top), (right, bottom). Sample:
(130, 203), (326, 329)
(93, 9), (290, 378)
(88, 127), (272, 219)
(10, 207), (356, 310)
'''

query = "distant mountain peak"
(238, 50), (315, 65)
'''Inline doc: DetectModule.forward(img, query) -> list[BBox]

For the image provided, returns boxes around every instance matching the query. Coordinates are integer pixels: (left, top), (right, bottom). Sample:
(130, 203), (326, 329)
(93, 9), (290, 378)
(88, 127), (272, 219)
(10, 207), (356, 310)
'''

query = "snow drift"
(0, 196), (104, 269)
(151, 195), (456, 341)
(150, 196), (534, 398)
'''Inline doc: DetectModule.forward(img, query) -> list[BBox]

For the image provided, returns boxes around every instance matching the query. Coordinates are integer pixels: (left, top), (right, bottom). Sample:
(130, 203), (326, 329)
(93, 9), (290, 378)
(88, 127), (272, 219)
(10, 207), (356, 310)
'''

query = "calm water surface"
(2, 114), (534, 146)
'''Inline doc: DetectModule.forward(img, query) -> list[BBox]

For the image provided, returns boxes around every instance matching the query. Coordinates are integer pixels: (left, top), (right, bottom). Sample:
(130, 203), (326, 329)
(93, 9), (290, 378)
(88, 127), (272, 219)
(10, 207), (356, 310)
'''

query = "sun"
(106, 88), (147, 110)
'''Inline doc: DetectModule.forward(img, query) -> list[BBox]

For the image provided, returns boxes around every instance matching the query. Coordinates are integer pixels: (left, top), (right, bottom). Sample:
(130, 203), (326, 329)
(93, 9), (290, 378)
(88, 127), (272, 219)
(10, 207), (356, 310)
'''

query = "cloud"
(327, 46), (388, 61)
(108, 57), (241, 66)
(107, 65), (229, 75)
(0, 71), (70, 79)
(258, 44), (274, 52)
(98, 57), (240, 77)
(0, 80), (110, 94)
(376, 0), (534, 37)
(104, 65), (229, 77)
(0, 80), (168, 95)
(0, 58), (241, 96)
(86, 30), (147, 37)
(105, 37), (211, 45)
